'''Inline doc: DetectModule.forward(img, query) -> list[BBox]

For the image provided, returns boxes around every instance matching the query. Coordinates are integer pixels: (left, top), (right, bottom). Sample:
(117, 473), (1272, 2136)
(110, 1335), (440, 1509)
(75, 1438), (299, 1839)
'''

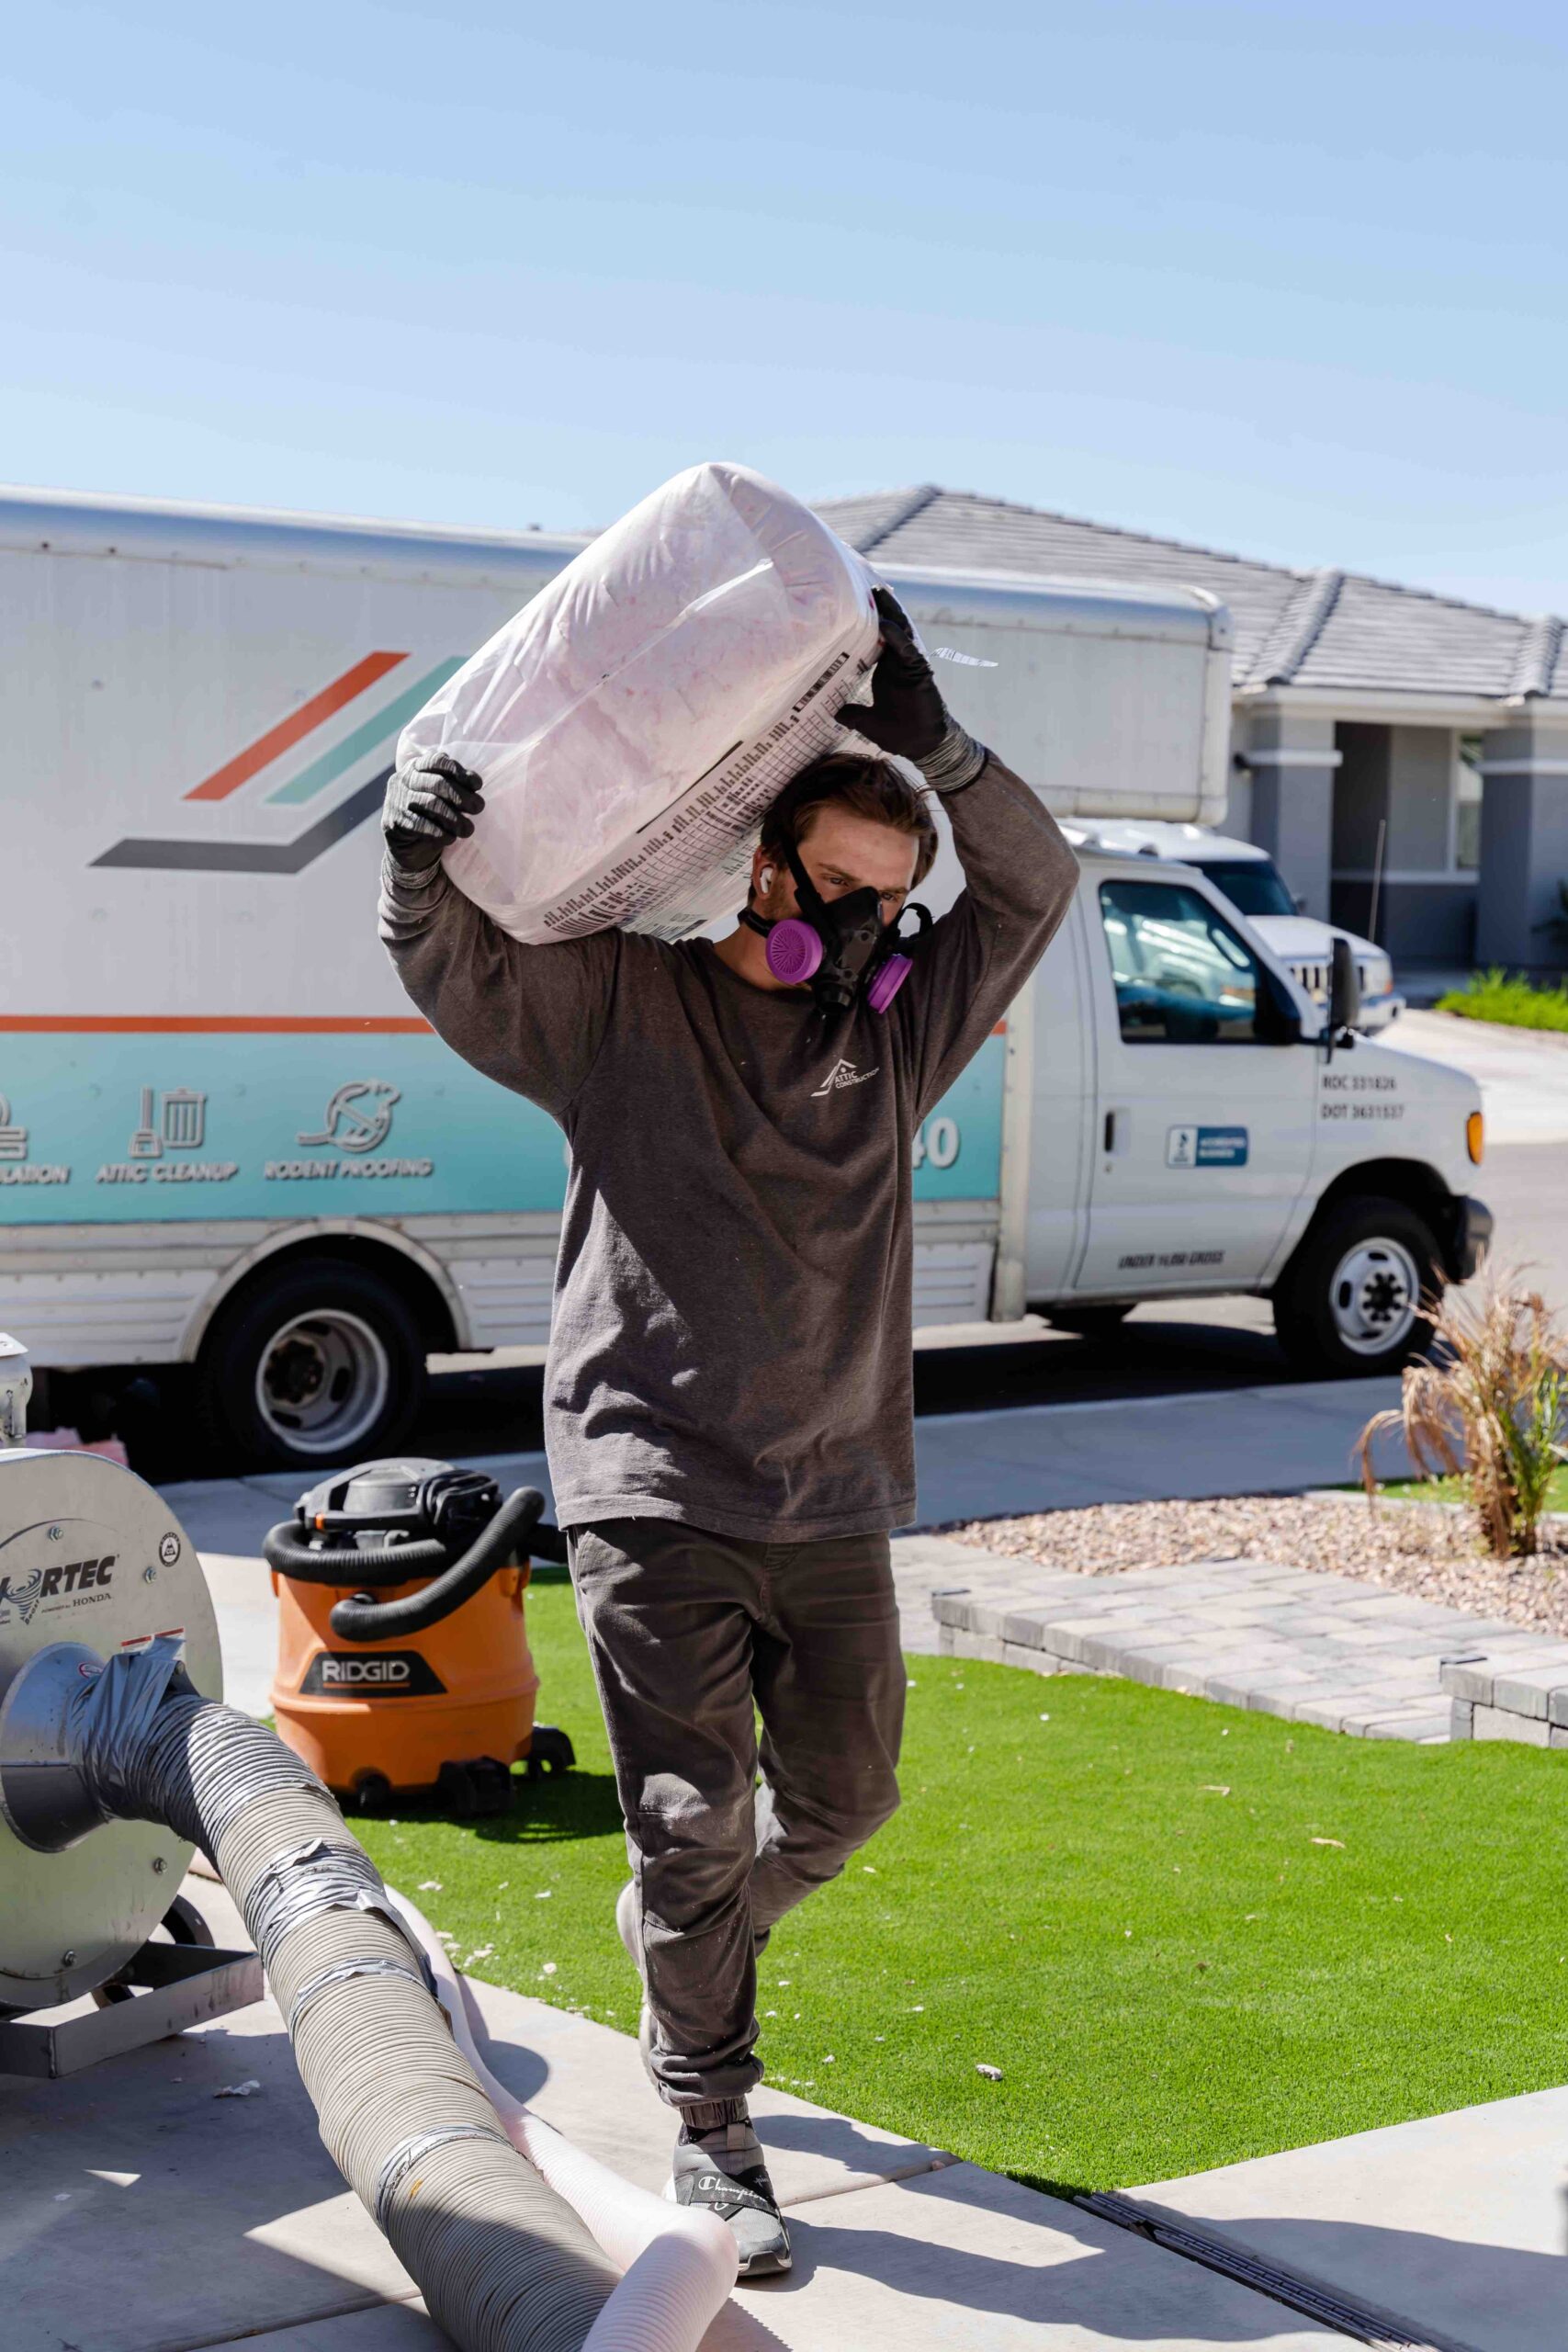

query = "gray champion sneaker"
(670, 2114), (792, 2279)
(615, 1878), (657, 2088)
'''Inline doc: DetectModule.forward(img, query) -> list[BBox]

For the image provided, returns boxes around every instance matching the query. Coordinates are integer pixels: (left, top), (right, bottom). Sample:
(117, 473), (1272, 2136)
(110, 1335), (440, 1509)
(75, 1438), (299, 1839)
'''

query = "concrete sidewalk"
(1, 1872), (1349, 2352)
(1123, 2083), (1568, 2352)
(1387, 1007), (1568, 1147)
(908, 1374), (1406, 1521)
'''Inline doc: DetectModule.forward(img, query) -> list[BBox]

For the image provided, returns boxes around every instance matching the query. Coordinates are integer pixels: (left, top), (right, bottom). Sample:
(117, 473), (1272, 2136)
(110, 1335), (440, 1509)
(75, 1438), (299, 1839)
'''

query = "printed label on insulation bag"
(537, 639), (876, 942)
(401, 461), (882, 944)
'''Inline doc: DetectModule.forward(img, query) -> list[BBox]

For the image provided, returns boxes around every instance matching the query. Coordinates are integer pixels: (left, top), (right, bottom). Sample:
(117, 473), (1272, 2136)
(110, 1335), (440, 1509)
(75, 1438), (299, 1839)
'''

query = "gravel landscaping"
(946, 1492), (1568, 1634)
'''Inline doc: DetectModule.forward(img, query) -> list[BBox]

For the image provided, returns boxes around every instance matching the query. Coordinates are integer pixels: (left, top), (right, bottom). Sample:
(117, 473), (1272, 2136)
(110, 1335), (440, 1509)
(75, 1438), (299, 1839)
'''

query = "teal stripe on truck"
(265, 659), (466, 806)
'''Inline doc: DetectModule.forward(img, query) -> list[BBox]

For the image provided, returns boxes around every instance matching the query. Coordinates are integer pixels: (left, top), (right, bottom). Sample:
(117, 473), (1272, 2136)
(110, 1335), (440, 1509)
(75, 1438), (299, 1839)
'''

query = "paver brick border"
(930, 1555), (1568, 1744)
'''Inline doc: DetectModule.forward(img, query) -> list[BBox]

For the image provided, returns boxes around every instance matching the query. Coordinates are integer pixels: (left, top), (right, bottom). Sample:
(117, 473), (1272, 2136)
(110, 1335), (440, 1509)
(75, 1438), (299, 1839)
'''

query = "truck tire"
(197, 1257), (425, 1468)
(1042, 1306), (1134, 1340)
(1272, 1196), (1439, 1380)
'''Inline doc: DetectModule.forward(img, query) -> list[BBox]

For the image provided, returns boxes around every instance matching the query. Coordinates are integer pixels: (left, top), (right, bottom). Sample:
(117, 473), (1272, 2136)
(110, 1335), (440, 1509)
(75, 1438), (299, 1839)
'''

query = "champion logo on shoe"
(811, 1057), (879, 1097)
(681, 2174), (785, 2222)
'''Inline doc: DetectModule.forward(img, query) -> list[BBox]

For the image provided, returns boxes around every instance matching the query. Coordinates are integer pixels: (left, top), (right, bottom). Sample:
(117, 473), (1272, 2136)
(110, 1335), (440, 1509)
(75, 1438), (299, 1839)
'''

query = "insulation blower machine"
(262, 1458), (575, 1816)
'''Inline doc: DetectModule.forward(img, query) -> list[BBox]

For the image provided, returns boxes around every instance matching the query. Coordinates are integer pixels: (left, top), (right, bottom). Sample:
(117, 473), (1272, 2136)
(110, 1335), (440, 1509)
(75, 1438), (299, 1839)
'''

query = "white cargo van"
(3, 489), (1487, 1467)
(1008, 848), (1487, 1368)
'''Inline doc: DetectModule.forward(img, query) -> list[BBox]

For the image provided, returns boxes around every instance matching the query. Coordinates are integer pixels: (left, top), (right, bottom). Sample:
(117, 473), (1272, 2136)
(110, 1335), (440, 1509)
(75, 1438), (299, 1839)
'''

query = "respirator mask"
(741, 834), (932, 1018)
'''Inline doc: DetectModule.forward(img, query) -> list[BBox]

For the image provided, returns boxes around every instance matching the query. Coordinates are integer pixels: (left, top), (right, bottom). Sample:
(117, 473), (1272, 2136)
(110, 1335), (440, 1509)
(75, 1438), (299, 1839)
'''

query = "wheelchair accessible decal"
(1167, 1125), (1248, 1170)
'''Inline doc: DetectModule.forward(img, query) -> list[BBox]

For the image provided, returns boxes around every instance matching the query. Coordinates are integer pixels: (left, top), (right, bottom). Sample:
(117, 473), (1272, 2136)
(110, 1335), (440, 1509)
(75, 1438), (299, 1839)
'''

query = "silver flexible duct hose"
(70, 1635), (622, 2352)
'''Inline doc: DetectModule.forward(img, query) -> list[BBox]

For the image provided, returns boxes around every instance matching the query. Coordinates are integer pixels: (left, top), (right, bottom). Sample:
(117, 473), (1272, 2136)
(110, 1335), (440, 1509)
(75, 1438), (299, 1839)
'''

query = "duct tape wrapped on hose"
(61, 1632), (736, 2352)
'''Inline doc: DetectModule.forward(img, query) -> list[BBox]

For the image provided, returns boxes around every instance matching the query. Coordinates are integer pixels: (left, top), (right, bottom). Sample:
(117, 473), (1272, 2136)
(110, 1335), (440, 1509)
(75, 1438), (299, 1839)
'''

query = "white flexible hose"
(388, 1889), (738, 2352)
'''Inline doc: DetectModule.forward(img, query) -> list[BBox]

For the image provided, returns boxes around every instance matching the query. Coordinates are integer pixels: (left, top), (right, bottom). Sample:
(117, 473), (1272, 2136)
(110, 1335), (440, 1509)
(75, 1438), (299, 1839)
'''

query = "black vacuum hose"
(525, 1516), (569, 1566)
(328, 1486), (547, 1642)
(263, 1527), (451, 1586)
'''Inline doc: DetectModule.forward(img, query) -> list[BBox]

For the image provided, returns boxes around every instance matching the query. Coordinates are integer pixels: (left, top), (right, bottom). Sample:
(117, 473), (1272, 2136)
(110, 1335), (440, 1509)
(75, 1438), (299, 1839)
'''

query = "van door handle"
(1103, 1107), (1130, 1155)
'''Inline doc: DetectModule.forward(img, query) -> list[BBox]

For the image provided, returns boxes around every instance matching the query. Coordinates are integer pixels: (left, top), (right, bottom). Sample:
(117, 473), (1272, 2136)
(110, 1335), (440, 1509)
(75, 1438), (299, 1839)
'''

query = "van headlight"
(1361, 953), (1393, 1000)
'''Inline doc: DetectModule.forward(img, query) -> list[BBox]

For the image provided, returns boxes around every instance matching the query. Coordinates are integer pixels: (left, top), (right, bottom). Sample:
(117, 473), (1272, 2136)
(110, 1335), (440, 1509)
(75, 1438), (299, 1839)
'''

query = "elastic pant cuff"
(681, 2097), (750, 2134)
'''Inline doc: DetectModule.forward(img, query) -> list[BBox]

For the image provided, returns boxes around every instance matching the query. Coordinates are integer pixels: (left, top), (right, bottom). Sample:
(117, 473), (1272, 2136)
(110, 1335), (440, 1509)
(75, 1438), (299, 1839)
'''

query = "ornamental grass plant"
(1358, 1265), (1568, 1559)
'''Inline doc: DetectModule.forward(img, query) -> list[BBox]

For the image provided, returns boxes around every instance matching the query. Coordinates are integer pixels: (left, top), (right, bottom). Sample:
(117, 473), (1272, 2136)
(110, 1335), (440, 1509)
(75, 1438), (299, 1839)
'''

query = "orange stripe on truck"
(183, 650), (408, 802)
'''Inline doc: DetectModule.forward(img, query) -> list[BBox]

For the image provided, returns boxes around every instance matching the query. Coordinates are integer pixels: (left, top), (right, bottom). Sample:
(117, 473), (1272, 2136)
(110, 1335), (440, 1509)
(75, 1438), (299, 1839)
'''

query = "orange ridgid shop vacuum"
(262, 1457), (575, 1818)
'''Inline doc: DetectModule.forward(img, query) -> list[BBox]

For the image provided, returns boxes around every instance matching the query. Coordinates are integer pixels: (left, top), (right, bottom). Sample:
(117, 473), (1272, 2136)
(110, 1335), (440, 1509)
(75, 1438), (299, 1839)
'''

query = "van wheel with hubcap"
(197, 1257), (425, 1470)
(1273, 1196), (1438, 1378)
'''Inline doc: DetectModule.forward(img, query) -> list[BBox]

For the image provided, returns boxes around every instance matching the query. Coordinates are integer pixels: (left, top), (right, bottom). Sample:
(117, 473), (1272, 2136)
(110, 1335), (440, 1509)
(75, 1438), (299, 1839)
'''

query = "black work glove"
(382, 752), (485, 874)
(837, 587), (987, 792)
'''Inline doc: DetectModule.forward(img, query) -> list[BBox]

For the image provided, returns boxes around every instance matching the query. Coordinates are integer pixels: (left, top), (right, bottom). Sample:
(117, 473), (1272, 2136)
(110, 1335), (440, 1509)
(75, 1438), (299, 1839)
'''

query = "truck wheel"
(1042, 1306), (1134, 1340)
(1272, 1196), (1438, 1379)
(197, 1257), (424, 1468)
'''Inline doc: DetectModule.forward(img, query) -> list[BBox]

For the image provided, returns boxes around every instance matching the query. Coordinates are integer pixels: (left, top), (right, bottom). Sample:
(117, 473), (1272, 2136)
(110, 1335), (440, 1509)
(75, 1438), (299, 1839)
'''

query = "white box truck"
(2, 490), (1489, 1468)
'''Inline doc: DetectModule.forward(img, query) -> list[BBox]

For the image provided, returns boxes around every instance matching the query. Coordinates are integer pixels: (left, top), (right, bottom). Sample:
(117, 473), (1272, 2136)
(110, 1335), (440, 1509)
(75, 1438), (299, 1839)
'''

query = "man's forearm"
(378, 847), (618, 1121)
(941, 752), (1080, 939)
(378, 848), (453, 948)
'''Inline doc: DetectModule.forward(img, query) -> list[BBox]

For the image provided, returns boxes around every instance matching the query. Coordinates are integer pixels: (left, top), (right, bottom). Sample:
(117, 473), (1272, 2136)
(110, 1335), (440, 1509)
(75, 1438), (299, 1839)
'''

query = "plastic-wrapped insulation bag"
(398, 462), (882, 944)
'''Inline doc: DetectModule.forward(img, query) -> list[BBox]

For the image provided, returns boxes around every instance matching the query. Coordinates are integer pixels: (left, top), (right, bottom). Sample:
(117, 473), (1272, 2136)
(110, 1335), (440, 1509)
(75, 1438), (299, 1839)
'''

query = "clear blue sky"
(6, 0), (1565, 613)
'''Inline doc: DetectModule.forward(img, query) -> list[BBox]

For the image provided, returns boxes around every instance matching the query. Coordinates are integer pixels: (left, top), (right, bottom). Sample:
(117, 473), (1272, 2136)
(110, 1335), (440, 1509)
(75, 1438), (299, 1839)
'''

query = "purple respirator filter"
(866, 955), (913, 1014)
(764, 919), (824, 985)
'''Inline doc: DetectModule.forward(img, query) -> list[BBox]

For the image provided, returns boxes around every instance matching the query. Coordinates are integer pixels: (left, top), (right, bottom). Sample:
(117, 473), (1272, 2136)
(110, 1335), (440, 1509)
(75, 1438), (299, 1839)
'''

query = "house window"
(1454, 736), (1483, 872)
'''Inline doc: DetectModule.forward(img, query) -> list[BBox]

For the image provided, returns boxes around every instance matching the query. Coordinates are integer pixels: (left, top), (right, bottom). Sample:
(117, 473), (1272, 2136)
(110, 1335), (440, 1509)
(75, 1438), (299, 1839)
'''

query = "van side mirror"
(1327, 934), (1360, 1045)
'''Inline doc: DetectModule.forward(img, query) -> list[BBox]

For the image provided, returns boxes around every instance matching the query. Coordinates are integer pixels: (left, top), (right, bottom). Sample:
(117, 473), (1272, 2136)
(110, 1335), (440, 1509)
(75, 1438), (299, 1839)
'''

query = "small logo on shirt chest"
(811, 1058), (879, 1098)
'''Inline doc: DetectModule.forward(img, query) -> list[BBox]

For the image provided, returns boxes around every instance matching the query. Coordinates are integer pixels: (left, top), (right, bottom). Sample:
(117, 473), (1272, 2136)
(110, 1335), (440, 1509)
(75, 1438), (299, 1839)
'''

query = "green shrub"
(1438, 967), (1568, 1032)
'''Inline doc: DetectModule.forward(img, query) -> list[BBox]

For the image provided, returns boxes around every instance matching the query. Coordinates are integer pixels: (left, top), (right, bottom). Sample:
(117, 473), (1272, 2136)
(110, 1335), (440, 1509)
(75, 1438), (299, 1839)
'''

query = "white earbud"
(760, 866), (775, 890)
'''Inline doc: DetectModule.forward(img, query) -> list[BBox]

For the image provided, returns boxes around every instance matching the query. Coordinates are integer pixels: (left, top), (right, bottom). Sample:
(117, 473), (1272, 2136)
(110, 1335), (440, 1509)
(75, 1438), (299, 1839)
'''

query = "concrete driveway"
(1382, 1009), (1568, 1303)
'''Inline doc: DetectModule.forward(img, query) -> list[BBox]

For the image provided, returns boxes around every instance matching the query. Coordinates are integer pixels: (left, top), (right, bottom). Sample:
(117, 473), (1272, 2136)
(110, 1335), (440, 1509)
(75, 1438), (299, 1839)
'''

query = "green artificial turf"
(1365, 1469), (1568, 1515)
(1436, 967), (1568, 1032)
(355, 1572), (1568, 2193)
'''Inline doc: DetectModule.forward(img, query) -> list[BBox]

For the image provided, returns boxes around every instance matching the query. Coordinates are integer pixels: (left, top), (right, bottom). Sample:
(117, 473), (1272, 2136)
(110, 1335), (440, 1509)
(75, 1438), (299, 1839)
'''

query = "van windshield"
(1193, 857), (1296, 921)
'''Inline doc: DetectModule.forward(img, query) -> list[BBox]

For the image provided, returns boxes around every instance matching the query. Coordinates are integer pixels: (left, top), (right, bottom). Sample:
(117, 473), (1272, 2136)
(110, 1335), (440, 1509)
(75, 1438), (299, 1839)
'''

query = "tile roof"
(814, 485), (1567, 708)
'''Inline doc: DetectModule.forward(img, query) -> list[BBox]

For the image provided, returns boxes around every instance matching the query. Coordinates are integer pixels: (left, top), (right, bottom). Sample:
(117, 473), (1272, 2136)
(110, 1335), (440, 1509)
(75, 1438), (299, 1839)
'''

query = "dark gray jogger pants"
(568, 1518), (905, 2108)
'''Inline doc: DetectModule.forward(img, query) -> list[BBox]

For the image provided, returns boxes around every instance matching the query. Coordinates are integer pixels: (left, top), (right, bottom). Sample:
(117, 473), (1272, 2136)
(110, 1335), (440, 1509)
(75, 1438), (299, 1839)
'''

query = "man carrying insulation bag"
(379, 591), (1077, 2277)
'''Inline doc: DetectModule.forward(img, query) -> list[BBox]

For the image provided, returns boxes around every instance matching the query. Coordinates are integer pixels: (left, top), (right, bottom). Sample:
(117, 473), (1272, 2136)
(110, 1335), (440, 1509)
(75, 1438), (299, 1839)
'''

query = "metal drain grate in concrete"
(1078, 2189), (1479, 2352)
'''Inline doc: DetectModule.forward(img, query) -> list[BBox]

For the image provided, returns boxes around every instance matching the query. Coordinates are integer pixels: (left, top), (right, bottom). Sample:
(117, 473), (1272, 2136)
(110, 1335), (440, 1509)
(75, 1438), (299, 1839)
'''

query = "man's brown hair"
(759, 753), (939, 888)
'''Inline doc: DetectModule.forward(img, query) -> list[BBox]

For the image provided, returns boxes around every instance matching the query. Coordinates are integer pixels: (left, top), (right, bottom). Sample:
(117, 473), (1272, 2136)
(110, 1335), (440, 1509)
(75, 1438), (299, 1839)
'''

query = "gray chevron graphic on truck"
(92, 770), (391, 873)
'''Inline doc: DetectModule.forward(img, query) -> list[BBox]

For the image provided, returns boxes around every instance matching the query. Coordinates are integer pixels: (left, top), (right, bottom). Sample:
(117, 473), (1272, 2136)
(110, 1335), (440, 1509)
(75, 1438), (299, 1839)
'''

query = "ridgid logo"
(94, 651), (466, 875)
(811, 1059), (880, 1098)
(299, 1649), (446, 1697)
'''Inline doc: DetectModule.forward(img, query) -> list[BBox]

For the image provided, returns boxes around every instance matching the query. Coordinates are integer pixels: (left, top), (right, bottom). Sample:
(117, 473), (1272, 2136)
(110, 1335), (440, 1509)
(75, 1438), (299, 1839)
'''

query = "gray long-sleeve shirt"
(379, 755), (1078, 1541)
